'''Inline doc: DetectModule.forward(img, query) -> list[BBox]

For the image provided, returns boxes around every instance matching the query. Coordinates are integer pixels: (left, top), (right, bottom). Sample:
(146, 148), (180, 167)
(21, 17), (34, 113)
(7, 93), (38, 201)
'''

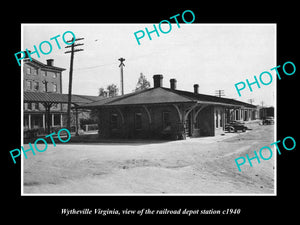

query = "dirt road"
(23, 123), (275, 194)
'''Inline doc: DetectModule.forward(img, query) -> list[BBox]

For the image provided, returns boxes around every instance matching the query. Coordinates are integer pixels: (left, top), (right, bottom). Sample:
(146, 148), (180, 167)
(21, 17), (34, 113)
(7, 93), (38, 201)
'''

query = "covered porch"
(23, 91), (92, 138)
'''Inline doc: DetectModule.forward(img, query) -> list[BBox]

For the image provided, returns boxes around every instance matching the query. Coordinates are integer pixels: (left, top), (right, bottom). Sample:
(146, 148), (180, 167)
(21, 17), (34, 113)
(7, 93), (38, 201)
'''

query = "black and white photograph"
(4, 4), (298, 221)
(21, 23), (276, 195)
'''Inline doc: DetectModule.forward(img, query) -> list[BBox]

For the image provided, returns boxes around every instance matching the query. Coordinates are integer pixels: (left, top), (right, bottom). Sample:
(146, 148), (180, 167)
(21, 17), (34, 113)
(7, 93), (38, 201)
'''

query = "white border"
(274, 23), (277, 196)
(21, 23), (24, 195)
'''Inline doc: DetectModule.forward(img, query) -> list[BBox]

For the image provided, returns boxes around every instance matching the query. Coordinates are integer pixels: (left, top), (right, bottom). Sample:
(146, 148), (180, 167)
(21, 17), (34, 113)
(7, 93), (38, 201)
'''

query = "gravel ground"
(23, 123), (275, 195)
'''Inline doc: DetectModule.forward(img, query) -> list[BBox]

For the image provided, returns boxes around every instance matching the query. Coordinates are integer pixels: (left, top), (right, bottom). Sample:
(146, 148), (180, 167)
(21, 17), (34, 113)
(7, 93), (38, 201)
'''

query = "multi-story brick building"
(23, 56), (105, 137)
(23, 57), (66, 131)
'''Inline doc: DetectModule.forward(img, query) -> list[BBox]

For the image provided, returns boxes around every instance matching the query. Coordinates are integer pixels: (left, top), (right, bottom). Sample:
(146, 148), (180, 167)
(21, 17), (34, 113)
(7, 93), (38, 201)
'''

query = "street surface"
(23, 123), (275, 194)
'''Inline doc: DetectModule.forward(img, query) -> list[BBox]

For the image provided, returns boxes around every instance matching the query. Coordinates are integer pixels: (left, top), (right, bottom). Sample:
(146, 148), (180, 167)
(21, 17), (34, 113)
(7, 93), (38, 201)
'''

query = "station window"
(111, 113), (118, 129)
(162, 112), (171, 129)
(135, 113), (142, 130)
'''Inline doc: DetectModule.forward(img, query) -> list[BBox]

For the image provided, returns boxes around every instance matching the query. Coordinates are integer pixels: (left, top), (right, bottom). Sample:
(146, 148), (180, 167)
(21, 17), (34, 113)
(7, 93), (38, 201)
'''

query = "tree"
(98, 87), (107, 97)
(135, 73), (150, 92)
(107, 84), (119, 97)
(98, 84), (118, 97)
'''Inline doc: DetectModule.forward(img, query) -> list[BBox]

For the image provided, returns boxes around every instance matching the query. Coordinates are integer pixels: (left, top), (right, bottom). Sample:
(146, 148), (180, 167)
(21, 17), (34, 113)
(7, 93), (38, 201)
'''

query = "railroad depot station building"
(23, 56), (263, 140)
(78, 75), (258, 140)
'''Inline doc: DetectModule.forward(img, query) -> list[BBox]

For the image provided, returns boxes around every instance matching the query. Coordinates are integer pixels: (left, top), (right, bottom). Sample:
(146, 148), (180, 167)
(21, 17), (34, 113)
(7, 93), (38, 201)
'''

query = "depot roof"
(77, 87), (256, 109)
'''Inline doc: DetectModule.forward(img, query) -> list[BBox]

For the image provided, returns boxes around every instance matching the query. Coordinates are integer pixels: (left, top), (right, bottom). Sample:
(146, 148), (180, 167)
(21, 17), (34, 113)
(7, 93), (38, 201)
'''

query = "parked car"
(262, 116), (274, 125)
(225, 121), (248, 132)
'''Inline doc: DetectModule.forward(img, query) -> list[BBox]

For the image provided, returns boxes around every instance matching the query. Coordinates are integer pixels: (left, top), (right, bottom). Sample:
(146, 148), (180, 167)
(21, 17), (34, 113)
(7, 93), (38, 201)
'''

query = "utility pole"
(260, 101), (265, 119)
(248, 98), (254, 104)
(215, 89), (225, 97)
(64, 37), (84, 134)
(118, 57), (125, 95)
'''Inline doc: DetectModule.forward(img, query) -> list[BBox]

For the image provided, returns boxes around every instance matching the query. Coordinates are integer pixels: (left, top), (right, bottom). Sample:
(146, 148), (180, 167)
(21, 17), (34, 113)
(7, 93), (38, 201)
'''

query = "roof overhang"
(76, 100), (256, 109)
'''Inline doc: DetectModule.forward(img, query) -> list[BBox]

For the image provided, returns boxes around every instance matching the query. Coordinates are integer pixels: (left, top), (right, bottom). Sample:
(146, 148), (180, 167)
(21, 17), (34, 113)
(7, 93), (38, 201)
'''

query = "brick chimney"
(153, 74), (163, 88)
(194, 84), (199, 94)
(170, 79), (177, 90)
(46, 59), (54, 66)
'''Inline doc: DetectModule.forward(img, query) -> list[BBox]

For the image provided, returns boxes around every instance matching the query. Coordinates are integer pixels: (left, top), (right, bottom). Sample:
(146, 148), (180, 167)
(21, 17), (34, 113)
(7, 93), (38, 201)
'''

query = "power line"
(70, 38), (210, 72)
(73, 49), (172, 72)
(75, 62), (115, 71)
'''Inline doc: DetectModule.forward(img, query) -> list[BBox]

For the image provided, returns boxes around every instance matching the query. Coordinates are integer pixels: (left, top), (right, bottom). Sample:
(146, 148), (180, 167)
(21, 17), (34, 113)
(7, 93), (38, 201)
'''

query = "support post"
(184, 103), (198, 121)
(193, 104), (208, 124)
(42, 114), (45, 129)
(51, 113), (54, 127)
(43, 103), (53, 134)
(60, 113), (63, 127)
(118, 58), (125, 95)
(75, 108), (79, 136)
(66, 40), (74, 131)
(28, 114), (31, 129)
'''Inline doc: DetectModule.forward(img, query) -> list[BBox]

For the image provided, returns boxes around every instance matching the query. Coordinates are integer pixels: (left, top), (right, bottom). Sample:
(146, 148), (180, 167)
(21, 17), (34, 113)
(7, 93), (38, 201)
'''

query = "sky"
(22, 23), (276, 106)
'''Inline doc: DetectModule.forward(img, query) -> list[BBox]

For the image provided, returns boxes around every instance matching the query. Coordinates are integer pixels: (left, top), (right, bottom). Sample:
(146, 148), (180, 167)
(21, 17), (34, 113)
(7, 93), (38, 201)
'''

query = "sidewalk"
(65, 130), (247, 145)
(24, 120), (261, 145)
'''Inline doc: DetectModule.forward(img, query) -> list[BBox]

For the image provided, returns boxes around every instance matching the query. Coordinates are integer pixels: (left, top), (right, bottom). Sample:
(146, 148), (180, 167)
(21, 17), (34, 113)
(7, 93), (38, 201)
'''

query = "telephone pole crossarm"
(64, 49), (84, 54)
(65, 38), (85, 43)
(118, 57), (125, 67)
(65, 43), (84, 48)
(215, 89), (225, 97)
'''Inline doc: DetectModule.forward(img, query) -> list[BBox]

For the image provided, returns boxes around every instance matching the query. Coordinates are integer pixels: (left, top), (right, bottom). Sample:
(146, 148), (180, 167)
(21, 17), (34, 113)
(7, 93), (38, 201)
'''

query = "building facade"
(79, 75), (258, 140)
(23, 56), (105, 138)
(23, 58), (66, 132)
